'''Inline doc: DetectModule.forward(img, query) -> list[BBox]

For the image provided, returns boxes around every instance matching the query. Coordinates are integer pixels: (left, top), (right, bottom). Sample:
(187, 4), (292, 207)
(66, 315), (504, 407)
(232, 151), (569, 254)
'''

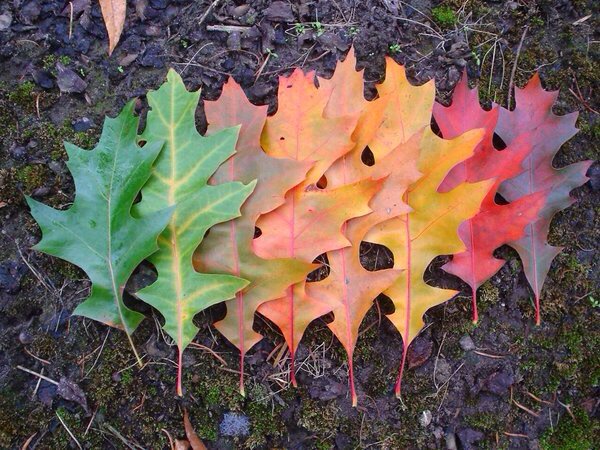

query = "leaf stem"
(471, 286), (479, 324)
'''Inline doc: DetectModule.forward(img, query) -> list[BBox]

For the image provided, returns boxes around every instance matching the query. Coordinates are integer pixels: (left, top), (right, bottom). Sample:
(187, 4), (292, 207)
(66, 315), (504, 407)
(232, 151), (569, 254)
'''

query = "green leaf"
(27, 101), (172, 363)
(134, 69), (255, 395)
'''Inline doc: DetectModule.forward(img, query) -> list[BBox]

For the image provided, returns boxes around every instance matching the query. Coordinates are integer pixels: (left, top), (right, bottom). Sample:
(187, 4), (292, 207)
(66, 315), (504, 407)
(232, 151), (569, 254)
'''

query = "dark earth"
(0, 0), (599, 448)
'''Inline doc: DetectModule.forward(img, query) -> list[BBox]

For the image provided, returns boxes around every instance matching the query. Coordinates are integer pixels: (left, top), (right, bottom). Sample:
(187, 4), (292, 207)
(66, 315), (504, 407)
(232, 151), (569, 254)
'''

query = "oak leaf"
(134, 70), (256, 396)
(193, 78), (315, 394)
(307, 53), (427, 405)
(365, 128), (493, 396)
(254, 68), (380, 384)
(27, 102), (171, 363)
(496, 75), (592, 324)
(433, 74), (546, 323)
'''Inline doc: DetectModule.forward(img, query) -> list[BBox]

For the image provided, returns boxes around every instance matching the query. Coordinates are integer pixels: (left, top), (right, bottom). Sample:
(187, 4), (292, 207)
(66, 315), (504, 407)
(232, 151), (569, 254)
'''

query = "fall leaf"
(307, 53), (427, 405)
(27, 102), (171, 364)
(134, 70), (256, 396)
(193, 78), (315, 395)
(433, 74), (546, 323)
(365, 127), (494, 396)
(99, 0), (126, 55)
(254, 68), (379, 384)
(495, 74), (593, 324)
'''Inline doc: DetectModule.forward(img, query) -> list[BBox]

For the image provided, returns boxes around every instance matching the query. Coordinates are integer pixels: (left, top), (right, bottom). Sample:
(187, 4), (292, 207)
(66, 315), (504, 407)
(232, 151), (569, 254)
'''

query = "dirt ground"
(0, 0), (598, 449)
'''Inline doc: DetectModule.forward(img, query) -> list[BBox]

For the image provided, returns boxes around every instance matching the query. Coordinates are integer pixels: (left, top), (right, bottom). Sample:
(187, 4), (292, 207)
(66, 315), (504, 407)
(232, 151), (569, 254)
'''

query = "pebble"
(56, 63), (87, 94)
(33, 70), (54, 89)
(459, 334), (476, 351)
(0, 13), (12, 31)
(19, 330), (33, 345)
(72, 117), (93, 132)
(434, 358), (452, 385)
(265, 1), (295, 22)
(419, 409), (432, 427)
(587, 164), (599, 191)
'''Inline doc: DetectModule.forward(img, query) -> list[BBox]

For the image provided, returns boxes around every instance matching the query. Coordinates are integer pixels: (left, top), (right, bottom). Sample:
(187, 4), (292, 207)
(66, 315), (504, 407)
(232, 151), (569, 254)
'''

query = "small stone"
(55, 63), (87, 94)
(419, 410), (432, 427)
(445, 430), (458, 450)
(219, 412), (250, 437)
(33, 70), (54, 89)
(149, 0), (167, 9)
(459, 334), (476, 351)
(265, 1), (294, 22)
(112, 372), (122, 382)
(72, 117), (93, 132)
(434, 358), (452, 385)
(0, 13), (12, 31)
(232, 5), (250, 17)
(457, 428), (484, 449)
(10, 145), (27, 160)
(587, 164), (599, 191)
(19, 330), (33, 345)
(484, 369), (515, 395)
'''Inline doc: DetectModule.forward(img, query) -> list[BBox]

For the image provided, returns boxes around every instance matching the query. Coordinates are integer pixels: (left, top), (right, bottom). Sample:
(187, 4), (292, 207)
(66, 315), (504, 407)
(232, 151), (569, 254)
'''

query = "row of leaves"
(28, 50), (592, 405)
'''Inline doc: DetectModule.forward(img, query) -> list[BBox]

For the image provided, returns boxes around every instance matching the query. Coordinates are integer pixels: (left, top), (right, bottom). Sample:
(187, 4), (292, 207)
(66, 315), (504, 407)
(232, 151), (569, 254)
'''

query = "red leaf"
(495, 74), (593, 324)
(433, 74), (546, 322)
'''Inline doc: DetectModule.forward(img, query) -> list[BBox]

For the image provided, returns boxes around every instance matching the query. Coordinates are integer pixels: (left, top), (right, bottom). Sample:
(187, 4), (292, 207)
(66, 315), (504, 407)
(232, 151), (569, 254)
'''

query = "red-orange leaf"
(193, 78), (314, 394)
(254, 68), (378, 384)
(496, 75), (592, 324)
(307, 54), (425, 405)
(433, 74), (545, 323)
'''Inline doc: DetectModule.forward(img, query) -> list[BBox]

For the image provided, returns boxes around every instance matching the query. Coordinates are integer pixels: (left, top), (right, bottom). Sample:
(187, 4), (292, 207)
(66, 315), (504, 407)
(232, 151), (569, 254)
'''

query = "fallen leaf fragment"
(99, 0), (126, 55)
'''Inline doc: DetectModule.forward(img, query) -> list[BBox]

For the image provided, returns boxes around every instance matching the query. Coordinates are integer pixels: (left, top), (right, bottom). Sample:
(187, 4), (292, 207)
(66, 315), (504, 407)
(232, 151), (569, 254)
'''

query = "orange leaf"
(194, 78), (315, 395)
(307, 55), (427, 405)
(255, 68), (378, 384)
(99, 0), (126, 55)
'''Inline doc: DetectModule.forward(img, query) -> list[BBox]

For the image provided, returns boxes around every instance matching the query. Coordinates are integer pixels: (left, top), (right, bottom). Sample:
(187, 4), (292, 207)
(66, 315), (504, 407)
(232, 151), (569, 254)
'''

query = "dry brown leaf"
(183, 409), (207, 450)
(98, 0), (126, 55)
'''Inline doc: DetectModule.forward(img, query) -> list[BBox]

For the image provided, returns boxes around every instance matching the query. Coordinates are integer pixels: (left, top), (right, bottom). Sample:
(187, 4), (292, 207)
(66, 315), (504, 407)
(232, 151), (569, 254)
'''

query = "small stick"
(24, 347), (50, 365)
(473, 350), (505, 359)
(188, 342), (228, 366)
(84, 407), (98, 436)
(21, 433), (37, 450)
(56, 410), (83, 449)
(512, 399), (540, 417)
(206, 25), (250, 33)
(17, 365), (59, 385)
(198, 0), (221, 27)
(503, 432), (528, 438)
(507, 26), (529, 110)
(68, 2), (74, 40)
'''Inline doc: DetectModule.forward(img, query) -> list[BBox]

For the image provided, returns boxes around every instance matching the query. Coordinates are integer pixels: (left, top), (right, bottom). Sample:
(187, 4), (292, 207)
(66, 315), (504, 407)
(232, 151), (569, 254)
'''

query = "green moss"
(431, 5), (457, 28)
(8, 81), (36, 108)
(298, 397), (339, 435)
(540, 408), (598, 450)
(16, 164), (49, 192)
(465, 412), (504, 432)
(42, 54), (72, 72)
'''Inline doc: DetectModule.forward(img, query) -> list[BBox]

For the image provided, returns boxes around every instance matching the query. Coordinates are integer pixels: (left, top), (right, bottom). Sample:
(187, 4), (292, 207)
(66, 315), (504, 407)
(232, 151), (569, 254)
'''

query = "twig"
(17, 365), (59, 385)
(20, 433), (36, 450)
(473, 350), (505, 359)
(206, 24), (250, 33)
(68, 2), (74, 40)
(507, 26), (529, 110)
(189, 342), (228, 366)
(198, 0), (221, 27)
(503, 432), (528, 438)
(512, 399), (540, 417)
(56, 411), (83, 449)
(24, 347), (50, 365)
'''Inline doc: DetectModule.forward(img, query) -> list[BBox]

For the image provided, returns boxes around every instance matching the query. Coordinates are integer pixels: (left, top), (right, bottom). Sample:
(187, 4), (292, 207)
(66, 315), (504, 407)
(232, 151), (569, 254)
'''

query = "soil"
(0, 0), (599, 449)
